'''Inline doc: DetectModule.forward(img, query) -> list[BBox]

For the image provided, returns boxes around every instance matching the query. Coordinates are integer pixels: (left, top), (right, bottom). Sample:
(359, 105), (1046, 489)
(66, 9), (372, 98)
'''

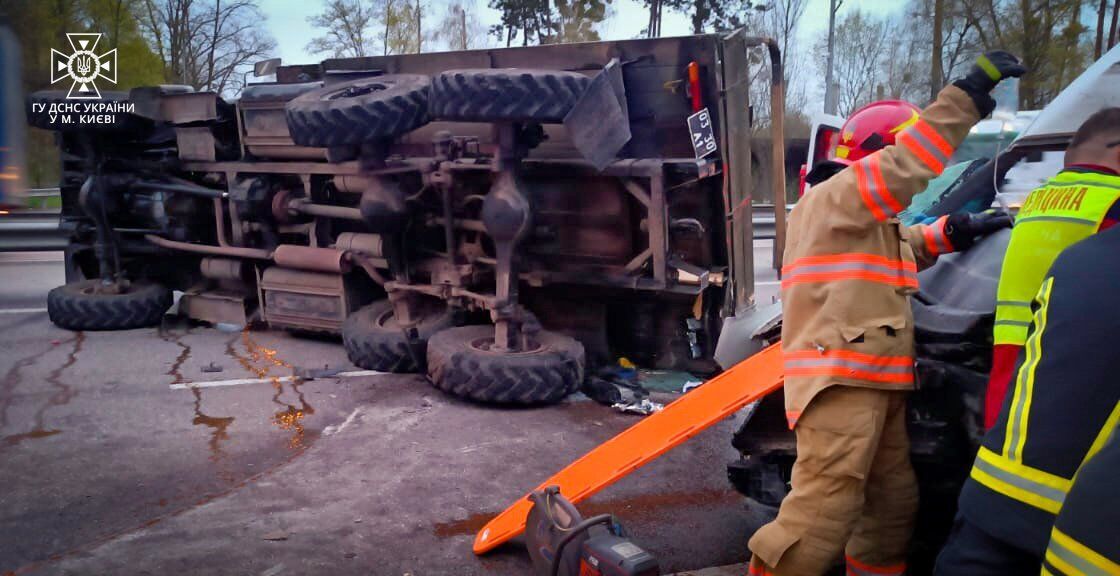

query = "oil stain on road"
(432, 488), (743, 538)
(1, 332), (83, 447)
(227, 330), (315, 450)
(159, 321), (235, 465)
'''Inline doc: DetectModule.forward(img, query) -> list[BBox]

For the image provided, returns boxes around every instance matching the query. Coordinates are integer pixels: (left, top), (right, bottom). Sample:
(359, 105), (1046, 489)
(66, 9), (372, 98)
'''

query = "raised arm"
(810, 51), (1026, 234)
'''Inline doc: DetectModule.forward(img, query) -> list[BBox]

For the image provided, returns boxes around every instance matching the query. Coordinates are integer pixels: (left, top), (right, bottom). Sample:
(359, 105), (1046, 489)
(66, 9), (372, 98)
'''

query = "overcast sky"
(257, 0), (907, 65)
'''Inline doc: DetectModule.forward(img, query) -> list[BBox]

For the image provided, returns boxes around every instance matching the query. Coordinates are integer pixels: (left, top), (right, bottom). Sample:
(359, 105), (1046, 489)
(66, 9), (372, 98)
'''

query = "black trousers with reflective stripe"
(934, 513), (1042, 575)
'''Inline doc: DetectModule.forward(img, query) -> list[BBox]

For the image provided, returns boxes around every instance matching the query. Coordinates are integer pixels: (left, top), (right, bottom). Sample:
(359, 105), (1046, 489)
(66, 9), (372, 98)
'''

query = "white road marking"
(0, 307), (48, 314)
(323, 407), (365, 436)
(169, 370), (385, 390)
(260, 563), (285, 576)
(756, 281), (781, 286)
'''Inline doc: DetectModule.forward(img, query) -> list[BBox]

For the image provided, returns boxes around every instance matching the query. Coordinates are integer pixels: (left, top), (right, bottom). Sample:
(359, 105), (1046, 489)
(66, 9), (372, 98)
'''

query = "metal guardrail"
(0, 208), (68, 252)
(0, 187), (66, 251)
(22, 187), (62, 210)
(752, 203), (794, 240)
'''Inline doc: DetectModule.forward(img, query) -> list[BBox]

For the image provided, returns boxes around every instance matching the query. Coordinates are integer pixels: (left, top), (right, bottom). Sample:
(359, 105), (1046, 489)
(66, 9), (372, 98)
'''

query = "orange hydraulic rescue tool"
(474, 342), (785, 554)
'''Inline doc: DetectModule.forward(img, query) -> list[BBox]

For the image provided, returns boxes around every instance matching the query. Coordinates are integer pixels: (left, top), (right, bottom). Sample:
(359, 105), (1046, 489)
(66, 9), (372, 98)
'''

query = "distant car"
(0, 26), (26, 209)
(728, 44), (1120, 574)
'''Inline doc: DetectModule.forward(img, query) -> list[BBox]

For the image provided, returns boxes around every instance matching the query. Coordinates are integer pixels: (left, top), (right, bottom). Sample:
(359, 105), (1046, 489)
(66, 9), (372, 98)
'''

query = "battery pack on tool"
(579, 533), (658, 576)
(525, 486), (659, 576)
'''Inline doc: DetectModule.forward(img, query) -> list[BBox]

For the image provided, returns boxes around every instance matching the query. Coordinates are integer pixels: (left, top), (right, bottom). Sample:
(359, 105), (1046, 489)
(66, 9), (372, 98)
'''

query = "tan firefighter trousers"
(747, 385), (919, 576)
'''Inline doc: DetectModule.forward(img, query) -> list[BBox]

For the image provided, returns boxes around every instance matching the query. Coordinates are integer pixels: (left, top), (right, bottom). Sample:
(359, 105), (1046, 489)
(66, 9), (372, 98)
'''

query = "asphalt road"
(0, 246), (781, 576)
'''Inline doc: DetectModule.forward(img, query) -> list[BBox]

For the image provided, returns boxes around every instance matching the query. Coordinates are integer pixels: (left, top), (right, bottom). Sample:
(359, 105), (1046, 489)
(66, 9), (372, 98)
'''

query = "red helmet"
(833, 100), (921, 164)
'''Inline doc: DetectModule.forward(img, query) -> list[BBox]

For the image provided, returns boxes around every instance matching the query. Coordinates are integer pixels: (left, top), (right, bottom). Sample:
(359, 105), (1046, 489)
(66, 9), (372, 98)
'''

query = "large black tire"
(426, 325), (585, 405)
(285, 75), (430, 147)
(342, 299), (454, 373)
(27, 91), (152, 134)
(47, 280), (172, 331)
(430, 69), (591, 123)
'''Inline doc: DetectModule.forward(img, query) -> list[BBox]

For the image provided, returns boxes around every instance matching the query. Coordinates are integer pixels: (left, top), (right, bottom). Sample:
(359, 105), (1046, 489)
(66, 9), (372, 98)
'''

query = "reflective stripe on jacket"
(1042, 427), (1120, 576)
(993, 170), (1120, 346)
(960, 225), (1120, 556)
(780, 86), (979, 427)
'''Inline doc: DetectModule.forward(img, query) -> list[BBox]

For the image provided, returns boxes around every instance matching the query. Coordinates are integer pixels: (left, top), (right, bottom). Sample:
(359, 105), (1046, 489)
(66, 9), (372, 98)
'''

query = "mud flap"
(563, 59), (631, 171)
(473, 342), (785, 554)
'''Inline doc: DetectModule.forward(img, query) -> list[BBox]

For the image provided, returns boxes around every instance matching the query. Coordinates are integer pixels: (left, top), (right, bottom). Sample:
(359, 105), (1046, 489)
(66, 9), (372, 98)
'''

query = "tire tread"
(430, 69), (591, 123)
(426, 325), (584, 405)
(47, 281), (171, 331)
(285, 75), (431, 147)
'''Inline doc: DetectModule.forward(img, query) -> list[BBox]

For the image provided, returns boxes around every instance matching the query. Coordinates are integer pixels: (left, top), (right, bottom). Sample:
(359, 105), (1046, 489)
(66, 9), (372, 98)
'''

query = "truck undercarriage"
(34, 32), (786, 405)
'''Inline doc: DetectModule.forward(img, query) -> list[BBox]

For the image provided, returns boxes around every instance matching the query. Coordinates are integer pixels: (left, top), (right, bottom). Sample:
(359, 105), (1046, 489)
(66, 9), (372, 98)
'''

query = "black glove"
(944, 209), (1013, 250)
(952, 51), (1028, 117)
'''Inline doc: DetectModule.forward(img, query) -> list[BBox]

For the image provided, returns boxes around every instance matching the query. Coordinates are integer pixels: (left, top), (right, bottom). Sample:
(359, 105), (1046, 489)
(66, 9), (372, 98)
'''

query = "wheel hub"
(80, 280), (127, 296)
(326, 83), (387, 100)
(470, 336), (542, 355)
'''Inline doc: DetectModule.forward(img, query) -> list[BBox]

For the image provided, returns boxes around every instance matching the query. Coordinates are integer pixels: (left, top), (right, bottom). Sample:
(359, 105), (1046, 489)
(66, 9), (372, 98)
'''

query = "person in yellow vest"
(747, 51), (1025, 576)
(983, 107), (1120, 430)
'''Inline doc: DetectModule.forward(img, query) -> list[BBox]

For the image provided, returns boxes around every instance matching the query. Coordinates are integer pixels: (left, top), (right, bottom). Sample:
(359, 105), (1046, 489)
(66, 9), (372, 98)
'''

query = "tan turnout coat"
(780, 86), (982, 427)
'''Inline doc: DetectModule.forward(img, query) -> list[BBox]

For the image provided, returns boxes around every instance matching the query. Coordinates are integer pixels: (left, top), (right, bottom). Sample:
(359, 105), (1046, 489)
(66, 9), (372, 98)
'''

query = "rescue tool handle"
(473, 342), (785, 554)
(549, 514), (614, 576)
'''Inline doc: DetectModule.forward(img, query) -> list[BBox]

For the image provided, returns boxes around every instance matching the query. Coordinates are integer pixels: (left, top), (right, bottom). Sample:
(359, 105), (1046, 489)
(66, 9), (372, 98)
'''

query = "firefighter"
(935, 223), (1120, 574)
(983, 107), (1120, 430)
(1042, 426), (1120, 575)
(747, 51), (1025, 576)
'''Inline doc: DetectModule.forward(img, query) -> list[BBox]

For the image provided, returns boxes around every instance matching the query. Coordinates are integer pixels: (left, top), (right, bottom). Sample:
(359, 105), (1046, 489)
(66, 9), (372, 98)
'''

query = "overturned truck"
(30, 31), (787, 404)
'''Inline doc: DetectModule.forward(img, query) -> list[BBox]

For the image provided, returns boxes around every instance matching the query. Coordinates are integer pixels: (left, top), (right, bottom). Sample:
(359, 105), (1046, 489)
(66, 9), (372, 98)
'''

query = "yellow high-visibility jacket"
(993, 169), (1120, 346)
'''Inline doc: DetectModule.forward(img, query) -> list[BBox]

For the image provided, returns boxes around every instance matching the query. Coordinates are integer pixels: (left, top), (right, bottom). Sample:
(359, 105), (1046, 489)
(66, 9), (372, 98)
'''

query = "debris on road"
(611, 398), (664, 416)
(639, 369), (703, 393)
(681, 380), (704, 393)
(293, 364), (343, 379)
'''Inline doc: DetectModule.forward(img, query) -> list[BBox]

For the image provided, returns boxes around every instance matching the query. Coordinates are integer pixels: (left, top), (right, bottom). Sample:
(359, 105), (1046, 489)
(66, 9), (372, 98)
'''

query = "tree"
(306, 0), (377, 58)
(765, 0), (808, 112)
(748, 0), (807, 129)
(488, 0), (609, 46)
(432, 1), (486, 50)
(678, 0), (757, 33)
(552, 0), (609, 43)
(1110, 0), (1119, 50)
(377, 0), (423, 53)
(1096, 0), (1108, 58)
(645, 0), (663, 36)
(489, 0), (555, 46)
(140, 0), (276, 94)
(877, 14), (930, 103)
(959, 0), (1090, 108)
(813, 9), (888, 116)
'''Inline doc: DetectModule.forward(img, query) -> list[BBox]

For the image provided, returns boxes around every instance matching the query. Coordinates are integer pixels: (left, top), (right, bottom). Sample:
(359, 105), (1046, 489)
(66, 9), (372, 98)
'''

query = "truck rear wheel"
(285, 74), (431, 147)
(47, 280), (172, 331)
(342, 299), (454, 373)
(430, 69), (591, 123)
(426, 325), (585, 405)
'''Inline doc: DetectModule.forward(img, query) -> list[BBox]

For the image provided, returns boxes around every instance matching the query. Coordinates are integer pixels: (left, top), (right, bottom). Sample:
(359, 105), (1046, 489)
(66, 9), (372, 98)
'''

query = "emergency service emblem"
(50, 33), (117, 99)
